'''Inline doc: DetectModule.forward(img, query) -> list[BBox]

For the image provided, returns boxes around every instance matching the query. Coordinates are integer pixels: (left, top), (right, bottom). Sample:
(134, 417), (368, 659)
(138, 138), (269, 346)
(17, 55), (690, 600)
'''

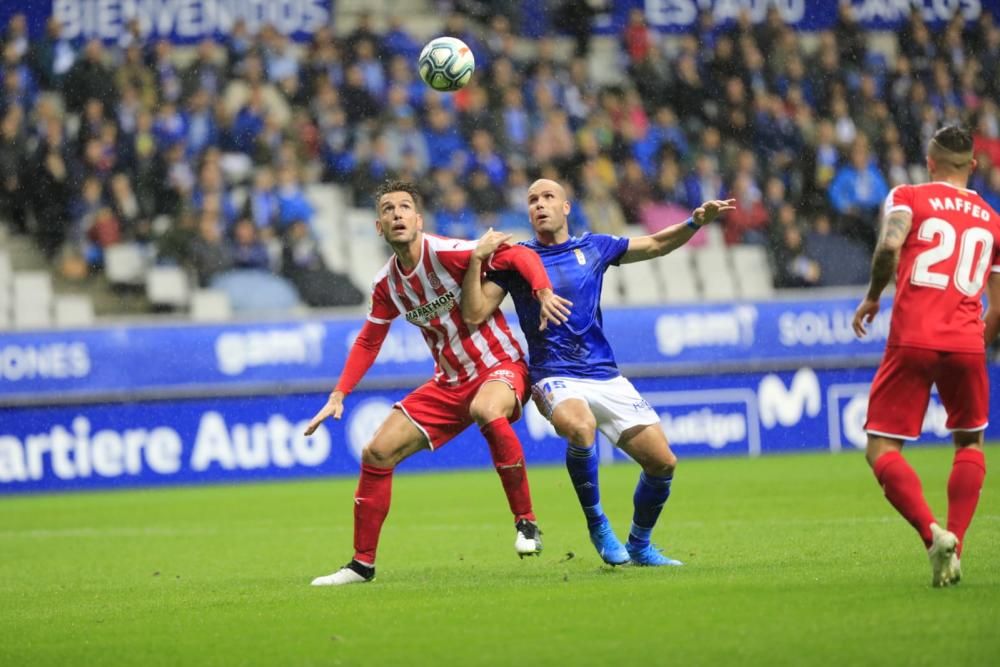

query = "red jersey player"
(852, 126), (999, 587)
(305, 180), (572, 586)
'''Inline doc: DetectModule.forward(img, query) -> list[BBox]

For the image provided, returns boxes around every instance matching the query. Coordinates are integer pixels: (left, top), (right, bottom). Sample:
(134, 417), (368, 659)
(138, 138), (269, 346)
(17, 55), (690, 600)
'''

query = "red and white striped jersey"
(367, 234), (525, 385)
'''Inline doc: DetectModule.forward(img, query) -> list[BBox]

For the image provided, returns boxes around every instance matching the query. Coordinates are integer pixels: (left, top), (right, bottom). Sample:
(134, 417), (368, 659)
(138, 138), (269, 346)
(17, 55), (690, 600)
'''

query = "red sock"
(873, 451), (937, 548)
(947, 448), (986, 556)
(481, 417), (536, 522)
(353, 463), (393, 565)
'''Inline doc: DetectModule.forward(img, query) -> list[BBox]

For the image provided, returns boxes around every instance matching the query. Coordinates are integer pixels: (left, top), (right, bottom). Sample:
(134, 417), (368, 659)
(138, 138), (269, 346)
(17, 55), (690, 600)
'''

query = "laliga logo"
(346, 399), (395, 461)
(758, 368), (821, 428)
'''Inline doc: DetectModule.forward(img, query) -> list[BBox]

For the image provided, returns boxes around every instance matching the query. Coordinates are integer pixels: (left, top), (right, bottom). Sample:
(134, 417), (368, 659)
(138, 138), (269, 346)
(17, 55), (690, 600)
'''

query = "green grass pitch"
(1, 446), (997, 666)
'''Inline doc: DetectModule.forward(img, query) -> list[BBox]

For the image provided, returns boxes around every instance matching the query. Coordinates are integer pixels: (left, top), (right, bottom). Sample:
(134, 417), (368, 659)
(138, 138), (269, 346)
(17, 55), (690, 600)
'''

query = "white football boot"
(311, 560), (375, 586)
(928, 523), (959, 588)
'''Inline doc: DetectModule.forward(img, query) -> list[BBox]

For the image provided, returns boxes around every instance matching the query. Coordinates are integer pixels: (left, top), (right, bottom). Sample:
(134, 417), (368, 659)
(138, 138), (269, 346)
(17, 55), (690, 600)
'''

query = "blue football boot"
(589, 519), (630, 565)
(626, 542), (684, 567)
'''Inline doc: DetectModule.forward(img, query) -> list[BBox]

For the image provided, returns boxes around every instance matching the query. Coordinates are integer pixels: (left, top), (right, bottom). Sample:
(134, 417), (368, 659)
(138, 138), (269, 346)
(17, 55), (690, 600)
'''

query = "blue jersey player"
(461, 179), (734, 566)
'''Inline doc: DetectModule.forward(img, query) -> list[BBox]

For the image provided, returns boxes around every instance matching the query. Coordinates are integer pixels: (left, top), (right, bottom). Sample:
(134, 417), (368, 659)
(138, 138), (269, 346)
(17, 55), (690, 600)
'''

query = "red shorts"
(396, 360), (530, 449)
(865, 345), (989, 440)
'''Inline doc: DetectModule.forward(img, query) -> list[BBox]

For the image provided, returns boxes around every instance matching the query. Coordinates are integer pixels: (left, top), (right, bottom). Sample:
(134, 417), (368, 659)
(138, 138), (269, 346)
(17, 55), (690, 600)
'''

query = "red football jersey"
(367, 234), (526, 385)
(885, 181), (1000, 352)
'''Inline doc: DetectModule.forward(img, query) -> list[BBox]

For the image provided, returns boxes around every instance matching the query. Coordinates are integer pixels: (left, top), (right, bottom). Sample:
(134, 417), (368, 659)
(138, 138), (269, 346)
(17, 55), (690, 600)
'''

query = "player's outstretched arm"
(852, 209), (913, 337)
(620, 198), (735, 264)
(984, 272), (1000, 346)
(302, 319), (391, 435)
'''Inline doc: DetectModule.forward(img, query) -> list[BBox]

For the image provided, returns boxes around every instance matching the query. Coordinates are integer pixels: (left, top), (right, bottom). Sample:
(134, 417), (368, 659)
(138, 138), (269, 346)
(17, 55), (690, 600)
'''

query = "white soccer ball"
(418, 36), (475, 92)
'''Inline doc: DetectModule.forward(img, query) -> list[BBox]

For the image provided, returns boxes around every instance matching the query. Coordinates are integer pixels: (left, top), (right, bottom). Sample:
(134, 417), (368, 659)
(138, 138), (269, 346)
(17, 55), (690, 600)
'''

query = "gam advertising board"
(3, 365), (996, 494)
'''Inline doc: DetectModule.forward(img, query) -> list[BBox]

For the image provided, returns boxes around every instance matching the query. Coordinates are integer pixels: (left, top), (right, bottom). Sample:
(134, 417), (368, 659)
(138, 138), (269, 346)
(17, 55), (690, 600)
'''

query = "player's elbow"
(874, 242), (901, 259)
(462, 309), (487, 327)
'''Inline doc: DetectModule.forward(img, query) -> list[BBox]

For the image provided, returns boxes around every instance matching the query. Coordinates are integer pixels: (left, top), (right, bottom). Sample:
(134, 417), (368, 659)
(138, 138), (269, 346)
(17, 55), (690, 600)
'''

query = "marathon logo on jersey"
(405, 290), (457, 325)
(929, 197), (991, 221)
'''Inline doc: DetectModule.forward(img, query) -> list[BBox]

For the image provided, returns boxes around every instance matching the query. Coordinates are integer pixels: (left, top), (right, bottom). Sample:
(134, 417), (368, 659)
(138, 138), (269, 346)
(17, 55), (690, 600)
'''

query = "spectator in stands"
(773, 224), (820, 288)
(581, 163), (627, 236)
(29, 118), (72, 260)
(109, 172), (150, 243)
(723, 174), (769, 245)
(805, 212), (871, 287)
(275, 164), (314, 231)
(190, 211), (233, 286)
(617, 157), (652, 224)
(435, 186), (479, 238)
(424, 107), (468, 172)
(622, 8), (651, 67)
(281, 219), (364, 307)
(828, 137), (889, 249)
(28, 17), (75, 92)
(0, 107), (25, 233)
(230, 218), (271, 271)
(467, 167), (505, 216)
(382, 16), (421, 61)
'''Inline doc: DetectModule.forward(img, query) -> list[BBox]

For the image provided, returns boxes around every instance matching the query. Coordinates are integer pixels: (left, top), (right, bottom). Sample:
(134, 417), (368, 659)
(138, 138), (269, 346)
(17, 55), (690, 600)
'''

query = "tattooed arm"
(852, 209), (913, 337)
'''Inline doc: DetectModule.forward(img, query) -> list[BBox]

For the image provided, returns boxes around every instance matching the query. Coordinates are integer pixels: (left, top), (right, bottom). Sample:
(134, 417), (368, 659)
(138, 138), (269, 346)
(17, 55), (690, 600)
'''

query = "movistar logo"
(405, 290), (457, 324)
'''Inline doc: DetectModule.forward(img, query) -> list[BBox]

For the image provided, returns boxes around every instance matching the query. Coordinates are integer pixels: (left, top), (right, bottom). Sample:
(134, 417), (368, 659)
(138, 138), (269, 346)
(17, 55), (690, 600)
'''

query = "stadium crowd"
(1, 3), (1000, 308)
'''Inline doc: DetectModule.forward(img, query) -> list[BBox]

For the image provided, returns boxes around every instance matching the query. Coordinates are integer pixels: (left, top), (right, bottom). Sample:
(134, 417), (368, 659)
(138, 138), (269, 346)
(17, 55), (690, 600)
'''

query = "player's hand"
(474, 227), (512, 261)
(852, 298), (880, 338)
(303, 390), (346, 436)
(692, 199), (736, 226)
(536, 287), (572, 331)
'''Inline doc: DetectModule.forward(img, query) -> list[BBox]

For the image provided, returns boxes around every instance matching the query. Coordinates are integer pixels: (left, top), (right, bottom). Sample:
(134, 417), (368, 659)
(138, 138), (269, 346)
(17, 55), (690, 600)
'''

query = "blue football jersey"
(488, 233), (630, 384)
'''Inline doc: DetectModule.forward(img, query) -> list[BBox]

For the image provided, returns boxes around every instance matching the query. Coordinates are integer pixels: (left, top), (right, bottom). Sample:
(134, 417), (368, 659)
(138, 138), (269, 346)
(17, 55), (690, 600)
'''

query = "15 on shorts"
(531, 375), (660, 445)
(865, 345), (989, 440)
(396, 360), (530, 449)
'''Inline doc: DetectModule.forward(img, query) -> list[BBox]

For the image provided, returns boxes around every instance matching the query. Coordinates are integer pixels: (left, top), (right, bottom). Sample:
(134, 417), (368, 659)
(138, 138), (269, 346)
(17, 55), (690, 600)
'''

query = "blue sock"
(565, 444), (605, 528)
(629, 471), (673, 548)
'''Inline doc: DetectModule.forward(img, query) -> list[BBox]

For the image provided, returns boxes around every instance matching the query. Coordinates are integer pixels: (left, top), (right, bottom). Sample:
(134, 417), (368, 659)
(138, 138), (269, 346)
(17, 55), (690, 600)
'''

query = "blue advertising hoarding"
(3, 364), (996, 494)
(608, 0), (998, 32)
(0, 296), (895, 404)
(3, 0), (996, 44)
(2, 0), (334, 44)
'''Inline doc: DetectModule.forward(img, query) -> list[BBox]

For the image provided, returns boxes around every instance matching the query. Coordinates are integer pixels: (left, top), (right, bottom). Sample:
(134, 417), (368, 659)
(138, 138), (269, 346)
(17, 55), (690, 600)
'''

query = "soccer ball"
(418, 36), (475, 92)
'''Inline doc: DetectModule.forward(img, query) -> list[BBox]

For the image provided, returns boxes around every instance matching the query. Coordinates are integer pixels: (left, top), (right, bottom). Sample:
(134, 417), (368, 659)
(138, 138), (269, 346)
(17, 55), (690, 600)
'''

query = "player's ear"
(374, 217), (384, 238)
(970, 157), (978, 173)
(563, 200), (571, 216)
(416, 213), (424, 231)
(926, 155), (935, 175)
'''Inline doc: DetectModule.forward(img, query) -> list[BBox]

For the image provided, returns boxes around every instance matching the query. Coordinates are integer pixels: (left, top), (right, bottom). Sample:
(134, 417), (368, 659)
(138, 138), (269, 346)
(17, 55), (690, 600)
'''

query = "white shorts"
(531, 375), (661, 445)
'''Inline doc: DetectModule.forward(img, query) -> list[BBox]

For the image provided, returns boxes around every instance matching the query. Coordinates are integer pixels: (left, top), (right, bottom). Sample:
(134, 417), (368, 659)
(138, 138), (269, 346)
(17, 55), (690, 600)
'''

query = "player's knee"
(645, 452), (677, 477)
(361, 444), (397, 468)
(556, 416), (597, 447)
(470, 397), (510, 426)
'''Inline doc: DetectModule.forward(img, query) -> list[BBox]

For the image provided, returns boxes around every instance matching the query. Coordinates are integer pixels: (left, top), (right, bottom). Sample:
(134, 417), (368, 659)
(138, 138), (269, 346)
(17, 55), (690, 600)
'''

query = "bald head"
(528, 178), (568, 200)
